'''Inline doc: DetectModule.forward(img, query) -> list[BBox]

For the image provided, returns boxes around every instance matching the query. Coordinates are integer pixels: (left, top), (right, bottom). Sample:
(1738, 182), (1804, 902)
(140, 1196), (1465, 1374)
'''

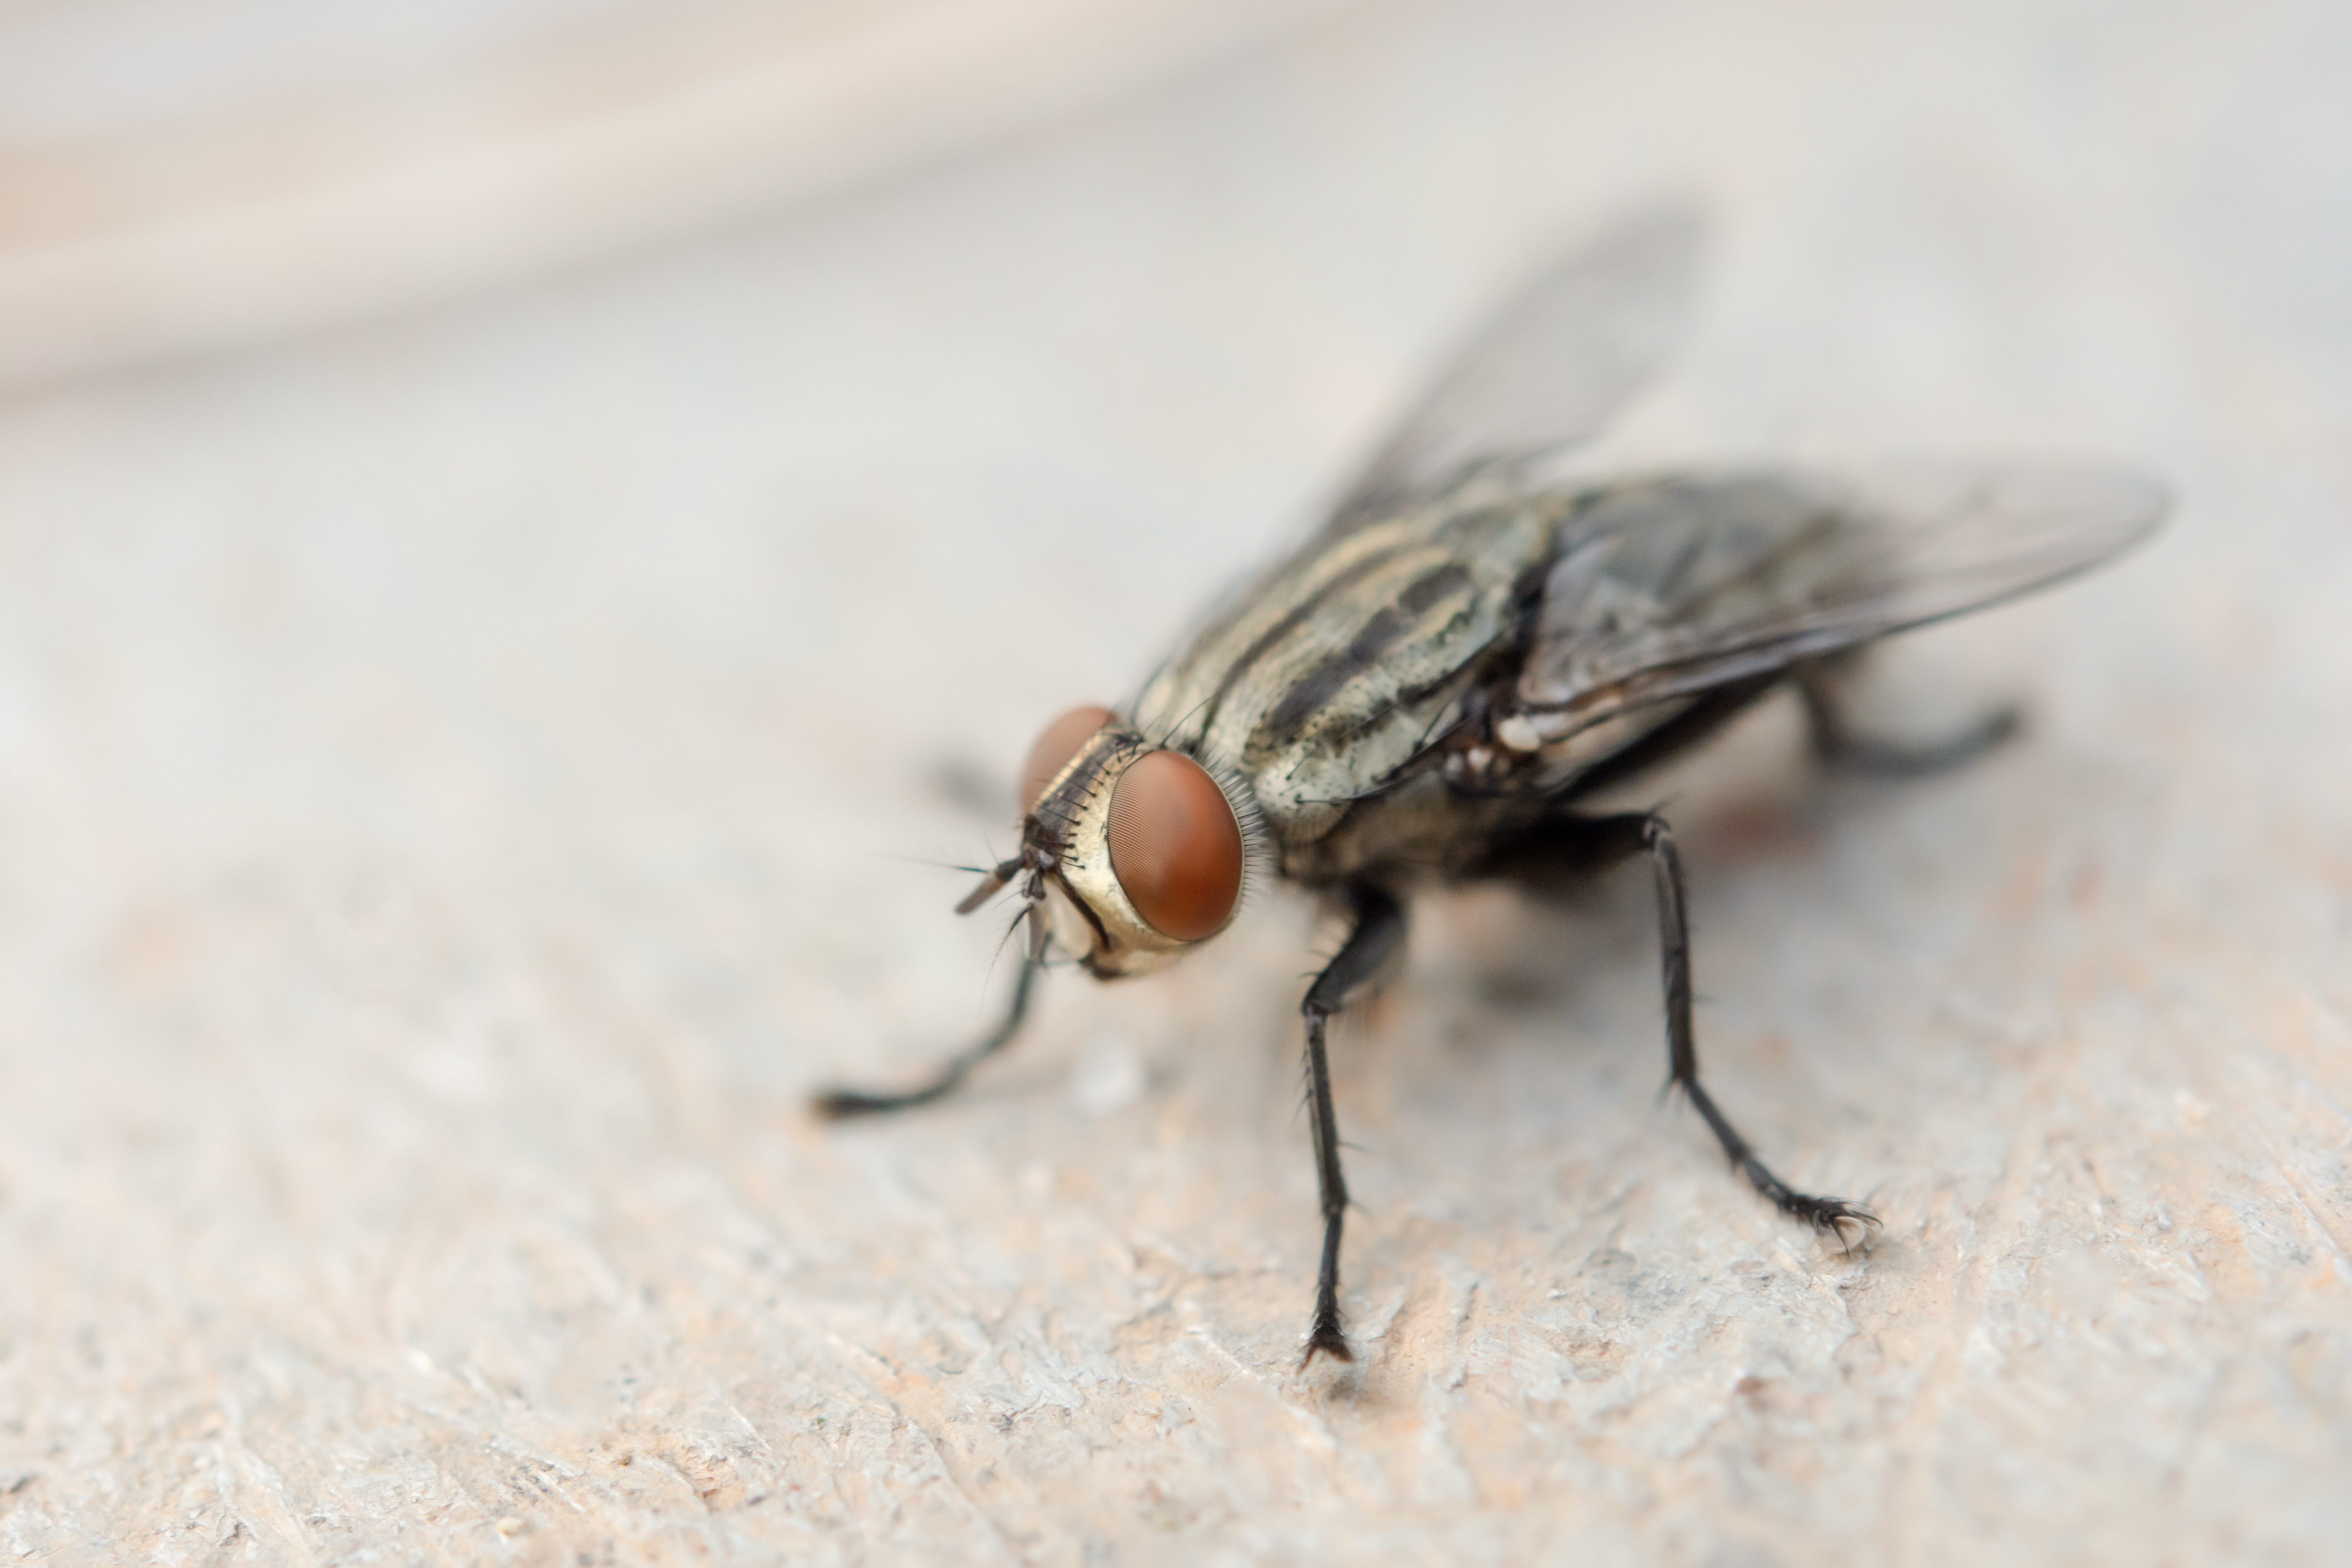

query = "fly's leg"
(1299, 884), (1408, 1367)
(1798, 665), (2019, 779)
(812, 957), (1040, 1120)
(1618, 811), (1878, 1239)
(1516, 813), (1878, 1240)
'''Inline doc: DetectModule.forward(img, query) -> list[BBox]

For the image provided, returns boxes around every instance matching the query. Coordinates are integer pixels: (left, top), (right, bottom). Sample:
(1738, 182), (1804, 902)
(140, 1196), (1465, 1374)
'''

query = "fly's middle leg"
(1298, 883), (1408, 1367)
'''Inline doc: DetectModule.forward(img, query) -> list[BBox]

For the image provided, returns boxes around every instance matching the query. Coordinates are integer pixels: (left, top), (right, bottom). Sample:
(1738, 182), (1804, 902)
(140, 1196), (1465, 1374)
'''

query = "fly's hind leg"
(1627, 813), (1877, 1240)
(1464, 812), (1877, 1242)
(1298, 884), (1409, 1366)
(812, 957), (1041, 1119)
(1798, 663), (2019, 779)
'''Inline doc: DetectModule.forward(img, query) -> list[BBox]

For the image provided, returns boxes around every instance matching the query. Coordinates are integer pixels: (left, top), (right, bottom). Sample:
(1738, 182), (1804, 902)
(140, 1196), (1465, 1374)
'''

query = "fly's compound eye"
(1106, 750), (1243, 942)
(1022, 705), (1116, 810)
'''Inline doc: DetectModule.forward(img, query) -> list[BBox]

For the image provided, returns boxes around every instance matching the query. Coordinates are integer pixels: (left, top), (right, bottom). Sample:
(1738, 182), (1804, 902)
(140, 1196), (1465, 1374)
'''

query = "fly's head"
(957, 706), (1262, 979)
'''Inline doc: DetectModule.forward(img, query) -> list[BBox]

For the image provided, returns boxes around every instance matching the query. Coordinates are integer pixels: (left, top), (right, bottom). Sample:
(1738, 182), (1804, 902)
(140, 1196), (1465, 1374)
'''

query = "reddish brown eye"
(1022, 705), (1116, 810)
(1106, 751), (1243, 942)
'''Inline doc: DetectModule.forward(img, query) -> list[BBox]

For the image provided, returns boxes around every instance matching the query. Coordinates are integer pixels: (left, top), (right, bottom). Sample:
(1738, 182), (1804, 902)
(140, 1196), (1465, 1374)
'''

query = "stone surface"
(1, 1), (2349, 1563)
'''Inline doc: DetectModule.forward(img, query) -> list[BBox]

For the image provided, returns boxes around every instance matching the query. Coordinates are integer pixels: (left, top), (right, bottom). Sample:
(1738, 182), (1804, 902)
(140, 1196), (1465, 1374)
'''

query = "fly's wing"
(1508, 462), (2167, 749)
(1329, 204), (1704, 529)
(1143, 203), (1702, 738)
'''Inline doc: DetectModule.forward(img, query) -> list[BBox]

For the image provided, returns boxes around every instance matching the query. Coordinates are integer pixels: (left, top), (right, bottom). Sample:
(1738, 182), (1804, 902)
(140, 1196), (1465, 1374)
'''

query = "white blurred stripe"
(0, 0), (1353, 389)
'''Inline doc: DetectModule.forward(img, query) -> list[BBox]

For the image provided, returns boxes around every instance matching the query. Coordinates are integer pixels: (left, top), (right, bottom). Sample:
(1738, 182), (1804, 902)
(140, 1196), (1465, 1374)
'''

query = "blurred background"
(0, 0), (1348, 387)
(1, 1), (2348, 1563)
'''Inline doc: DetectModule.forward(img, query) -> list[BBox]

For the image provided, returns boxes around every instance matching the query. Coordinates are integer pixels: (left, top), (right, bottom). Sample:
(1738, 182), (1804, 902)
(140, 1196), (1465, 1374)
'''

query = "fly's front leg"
(1798, 663), (2019, 779)
(812, 956), (1041, 1120)
(1299, 884), (1408, 1366)
(1618, 812), (1878, 1240)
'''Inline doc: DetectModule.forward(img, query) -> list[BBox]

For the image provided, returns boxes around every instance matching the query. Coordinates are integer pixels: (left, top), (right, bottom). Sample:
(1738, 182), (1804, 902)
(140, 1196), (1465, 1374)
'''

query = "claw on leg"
(1301, 1320), (1356, 1369)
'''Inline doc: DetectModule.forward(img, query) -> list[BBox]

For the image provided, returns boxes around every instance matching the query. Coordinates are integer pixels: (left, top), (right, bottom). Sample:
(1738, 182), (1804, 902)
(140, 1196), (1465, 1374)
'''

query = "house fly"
(814, 208), (2167, 1367)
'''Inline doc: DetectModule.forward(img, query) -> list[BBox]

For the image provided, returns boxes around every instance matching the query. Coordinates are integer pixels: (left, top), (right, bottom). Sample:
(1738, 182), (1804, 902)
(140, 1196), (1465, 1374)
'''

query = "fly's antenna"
(955, 856), (1024, 916)
(1024, 893), (1051, 963)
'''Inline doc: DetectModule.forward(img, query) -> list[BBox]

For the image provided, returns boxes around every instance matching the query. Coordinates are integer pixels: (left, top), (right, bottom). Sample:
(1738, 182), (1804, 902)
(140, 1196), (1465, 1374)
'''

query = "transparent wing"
(1329, 203), (1705, 529)
(1510, 462), (2168, 739)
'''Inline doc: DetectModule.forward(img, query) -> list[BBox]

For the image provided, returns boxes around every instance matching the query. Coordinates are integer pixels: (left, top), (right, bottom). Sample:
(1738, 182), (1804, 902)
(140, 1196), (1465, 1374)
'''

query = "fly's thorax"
(1020, 713), (1261, 979)
(1130, 491), (1563, 852)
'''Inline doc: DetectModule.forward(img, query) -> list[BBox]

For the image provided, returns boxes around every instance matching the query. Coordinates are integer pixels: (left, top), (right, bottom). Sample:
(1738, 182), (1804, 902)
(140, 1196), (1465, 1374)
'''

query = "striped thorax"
(1132, 481), (1563, 880)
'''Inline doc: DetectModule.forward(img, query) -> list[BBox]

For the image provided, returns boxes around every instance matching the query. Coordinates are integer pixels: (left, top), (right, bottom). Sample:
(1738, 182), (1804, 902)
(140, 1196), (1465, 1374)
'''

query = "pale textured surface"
(2, 1), (2350, 1564)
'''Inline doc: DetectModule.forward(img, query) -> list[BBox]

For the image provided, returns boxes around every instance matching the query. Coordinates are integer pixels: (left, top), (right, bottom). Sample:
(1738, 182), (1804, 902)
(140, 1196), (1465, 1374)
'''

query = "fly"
(814, 207), (2167, 1367)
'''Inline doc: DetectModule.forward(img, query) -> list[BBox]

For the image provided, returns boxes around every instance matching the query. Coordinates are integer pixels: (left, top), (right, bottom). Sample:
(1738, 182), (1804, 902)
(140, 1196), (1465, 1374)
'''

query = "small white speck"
(1070, 1033), (1147, 1116)
(1495, 715), (1543, 752)
(494, 1516), (525, 1538)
